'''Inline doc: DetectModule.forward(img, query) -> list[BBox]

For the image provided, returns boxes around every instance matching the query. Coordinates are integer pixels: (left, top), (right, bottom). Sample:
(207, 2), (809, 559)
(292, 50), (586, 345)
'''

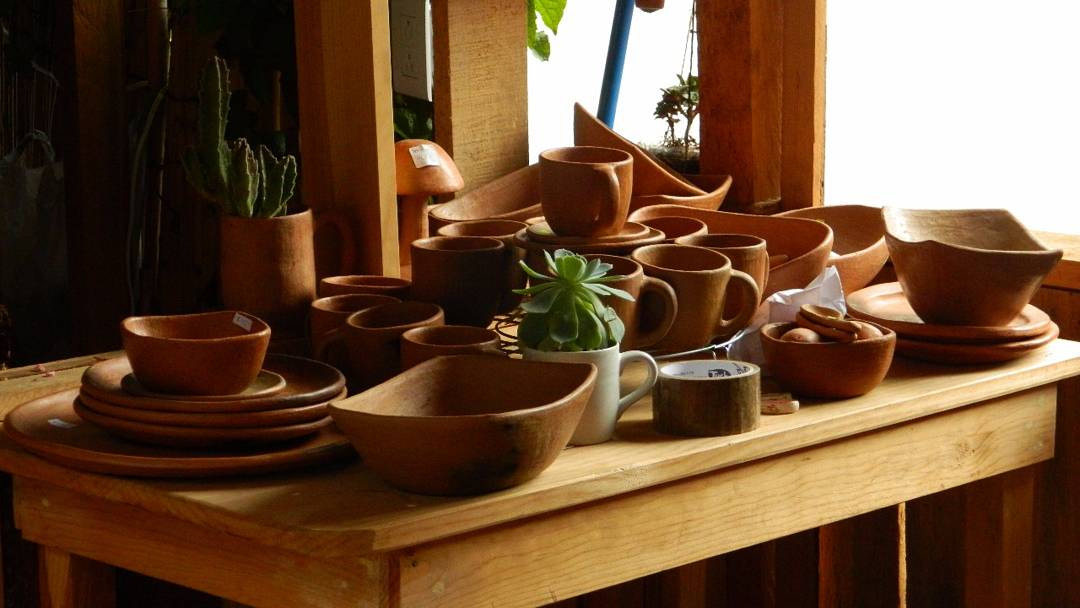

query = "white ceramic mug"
(522, 344), (658, 445)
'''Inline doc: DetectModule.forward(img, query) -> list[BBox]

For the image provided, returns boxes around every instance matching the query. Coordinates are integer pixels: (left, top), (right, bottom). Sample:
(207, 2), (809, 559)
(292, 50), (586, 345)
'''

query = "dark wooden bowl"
(760, 321), (896, 399)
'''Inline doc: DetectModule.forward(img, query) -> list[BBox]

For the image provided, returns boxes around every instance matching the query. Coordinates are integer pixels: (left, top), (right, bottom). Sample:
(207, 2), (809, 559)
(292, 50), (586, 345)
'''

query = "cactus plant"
(182, 56), (297, 218)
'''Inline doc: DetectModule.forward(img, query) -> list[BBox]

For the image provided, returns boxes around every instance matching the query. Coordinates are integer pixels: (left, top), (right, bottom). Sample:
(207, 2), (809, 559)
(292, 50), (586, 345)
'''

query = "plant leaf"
(520, 285), (562, 313)
(582, 257), (612, 281)
(518, 259), (553, 282)
(548, 292), (579, 345)
(518, 312), (548, 349)
(583, 283), (636, 302)
(604, 306), (626, 345)
(555, 253), (586, 282)
(578, 307), (605, 351)
(533, 0), (566, 34)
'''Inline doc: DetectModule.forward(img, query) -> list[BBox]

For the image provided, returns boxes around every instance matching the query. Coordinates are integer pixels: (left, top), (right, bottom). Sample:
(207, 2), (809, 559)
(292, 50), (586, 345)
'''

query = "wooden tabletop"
(1, 341), (1079, 559)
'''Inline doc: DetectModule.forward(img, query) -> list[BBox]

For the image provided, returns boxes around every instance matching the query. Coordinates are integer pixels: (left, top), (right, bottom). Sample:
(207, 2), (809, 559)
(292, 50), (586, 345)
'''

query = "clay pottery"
(120, 370), (285, 401)
(427, 163), (542, 232)
(652, 360), (761, 436)
(583, 255), (678, 350)
(760, 320), (896, 398)
(539, 146), (634, 237)
(882, 208), (1062, 326)
(77, 390), (334, 428)
(631, 244), (761, 353)
(410, 236), (507, 327)
(120, 311), (270, 396)
(628, 205), (833, 297)
(636, 0), (665, 12)
(309, 294), (400, 366)
(437, 219), (529, 312)
(639, 216), (708, 242)
(526, 221), (651, 245)
(777, 205), (889, 294)
(220, 209), (317, 334)
(894, 322), (1059, 365)
(319, 274), (411, 299)
(674, 233), (769, 309)
(515, 226), (666, 275)
(328, 355), (597, 495)
(522, 344), (657, 445)
(395, 139), (465, 266)
(400, 325), (504, 369)
(629, 174), (733, 213)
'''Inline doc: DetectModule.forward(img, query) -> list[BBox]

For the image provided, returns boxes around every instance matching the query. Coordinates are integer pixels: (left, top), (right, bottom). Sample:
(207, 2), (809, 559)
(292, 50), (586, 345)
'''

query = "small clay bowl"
(400, 325), (504, 369)
(120, 311), (271, 396)
(760, 320), (896, 399)
(777, 205), (889, 294)
(328, 355), (597, 496)
(638, 216), (708, 242)
(319, 275), (411, 298)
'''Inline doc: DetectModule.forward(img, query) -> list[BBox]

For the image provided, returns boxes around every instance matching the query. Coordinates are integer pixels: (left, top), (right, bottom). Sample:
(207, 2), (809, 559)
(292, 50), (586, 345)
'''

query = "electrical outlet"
(390, 0), (433, 101)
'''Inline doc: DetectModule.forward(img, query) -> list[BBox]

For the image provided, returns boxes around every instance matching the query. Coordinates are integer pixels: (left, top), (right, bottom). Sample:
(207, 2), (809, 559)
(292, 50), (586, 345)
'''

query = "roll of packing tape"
(652, 359), (761, 436)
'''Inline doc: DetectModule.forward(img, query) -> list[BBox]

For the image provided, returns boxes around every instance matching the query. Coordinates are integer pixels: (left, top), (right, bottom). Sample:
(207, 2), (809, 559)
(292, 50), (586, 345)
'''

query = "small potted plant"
(515, 250), (658, 445)
(649, 73), (700, 175)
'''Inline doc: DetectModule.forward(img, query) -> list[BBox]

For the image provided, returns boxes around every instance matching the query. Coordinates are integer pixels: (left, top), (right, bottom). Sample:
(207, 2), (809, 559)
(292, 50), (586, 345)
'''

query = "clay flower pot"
(777, 205), (889, 294)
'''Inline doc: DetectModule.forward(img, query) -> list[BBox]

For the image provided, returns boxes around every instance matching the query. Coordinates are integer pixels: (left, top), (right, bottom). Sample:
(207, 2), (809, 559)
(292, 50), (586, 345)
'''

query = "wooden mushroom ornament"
(394, 140), (464, 267)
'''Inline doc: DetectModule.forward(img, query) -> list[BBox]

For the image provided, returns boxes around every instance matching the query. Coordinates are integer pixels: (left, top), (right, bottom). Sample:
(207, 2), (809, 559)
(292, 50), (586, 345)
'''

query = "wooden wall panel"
(780, 0), (826, 210)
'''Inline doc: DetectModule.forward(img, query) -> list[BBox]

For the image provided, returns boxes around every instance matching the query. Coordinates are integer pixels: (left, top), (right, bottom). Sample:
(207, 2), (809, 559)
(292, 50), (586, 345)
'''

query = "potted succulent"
(183, 56), (313, 333)
(515, 250), (658, 445)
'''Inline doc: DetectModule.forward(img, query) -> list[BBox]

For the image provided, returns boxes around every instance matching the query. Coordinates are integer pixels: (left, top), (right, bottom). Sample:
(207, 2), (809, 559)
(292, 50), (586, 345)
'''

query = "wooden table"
(1, 341), (1079, 608)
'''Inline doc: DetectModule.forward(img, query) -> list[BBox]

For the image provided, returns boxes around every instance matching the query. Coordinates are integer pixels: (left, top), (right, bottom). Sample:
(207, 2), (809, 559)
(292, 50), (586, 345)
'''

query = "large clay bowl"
(629, 205), (834, 297)
(882, 208), (1062, 326)
(328, 355), (597, 496)
(427, 163), (542, 233)
(120, 311), (270, 396)
(629, 174), (733, 212)
(776, 205), (889, 294)
(760, 321), (896, 399)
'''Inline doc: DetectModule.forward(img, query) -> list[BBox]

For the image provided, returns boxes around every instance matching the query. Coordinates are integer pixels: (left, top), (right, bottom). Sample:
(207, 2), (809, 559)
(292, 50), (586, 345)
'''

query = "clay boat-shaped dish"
(328, 355), (597, 496)
(628, 205), (834, 297)
(777, 205), (889, 294)
(427, 163), (542, 233)
(761, 320), (896, 398)
(882, 208), (1062, 326)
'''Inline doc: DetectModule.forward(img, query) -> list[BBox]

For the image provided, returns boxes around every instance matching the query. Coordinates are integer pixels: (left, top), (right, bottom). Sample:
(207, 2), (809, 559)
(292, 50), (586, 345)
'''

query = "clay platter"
(895, 322), (1059, 365)
(78, 390), (339, 428)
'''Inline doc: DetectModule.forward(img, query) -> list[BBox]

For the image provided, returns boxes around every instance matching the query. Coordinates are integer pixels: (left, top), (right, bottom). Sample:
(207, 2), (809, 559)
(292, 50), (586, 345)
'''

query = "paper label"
(232, 312), (253, 332)
(48, 418), (78, 429)
(409, 144), (442, 168)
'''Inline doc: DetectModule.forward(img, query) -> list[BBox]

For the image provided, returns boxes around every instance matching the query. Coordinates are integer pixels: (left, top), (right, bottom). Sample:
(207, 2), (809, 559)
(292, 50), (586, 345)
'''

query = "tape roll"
(652, 359), (760, 436)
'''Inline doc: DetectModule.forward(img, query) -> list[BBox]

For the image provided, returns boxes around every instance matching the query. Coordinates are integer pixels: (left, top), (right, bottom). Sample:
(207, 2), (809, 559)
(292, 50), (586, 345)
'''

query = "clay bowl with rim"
(776, 205), (889, 294)
(628, 205), (834, 297)
(400, 324), (504, 369)
(328, 354), (597, 496)
(760, 320), (896, 399)
(318, 275), (411, 299)
(637, 216), (708, 242)
(882, 208), (1063, 326)
(120, 311), (271, 396)
(427, 163), (542, 233)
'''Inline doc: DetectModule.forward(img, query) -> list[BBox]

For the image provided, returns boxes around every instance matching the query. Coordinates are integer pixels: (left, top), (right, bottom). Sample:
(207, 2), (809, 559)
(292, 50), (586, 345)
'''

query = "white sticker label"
(48, 418), (78, 429)
(409, 144), (442, 168)
(232, 312), (253, 332)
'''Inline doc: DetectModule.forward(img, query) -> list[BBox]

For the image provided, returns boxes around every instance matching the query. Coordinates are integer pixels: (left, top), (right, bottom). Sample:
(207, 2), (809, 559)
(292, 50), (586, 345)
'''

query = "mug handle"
(314, 210), (356, 276)
(616, 350), (659, 419)
(595, 165), (622, 232)
(715, 269), (761, 334)
(632, 277), (678, 349)
(312, 325), (348, 362)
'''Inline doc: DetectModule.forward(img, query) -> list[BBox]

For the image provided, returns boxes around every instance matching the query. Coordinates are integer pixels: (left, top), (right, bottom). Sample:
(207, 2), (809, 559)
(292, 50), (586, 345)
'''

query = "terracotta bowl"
(328, 355), (597, 496)
(427, 163), (542, 233)
(629, 205), (833, 297)
(776, 205), (889, 294)
(120, 311), (271, 396)
(638, 216), (708, 242)
(760, 321), (896, 399)
(882, 208), (1063, 326)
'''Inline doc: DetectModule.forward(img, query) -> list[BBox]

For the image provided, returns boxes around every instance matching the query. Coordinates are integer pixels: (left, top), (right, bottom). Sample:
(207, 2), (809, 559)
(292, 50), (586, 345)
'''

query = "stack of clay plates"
(3, 354), (352, 477)
(847, 282), (1059, 365)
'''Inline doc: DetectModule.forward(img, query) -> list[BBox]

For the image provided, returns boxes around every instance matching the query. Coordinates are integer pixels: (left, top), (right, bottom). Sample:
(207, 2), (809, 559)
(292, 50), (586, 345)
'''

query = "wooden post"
(294, 0), (399, 276)
(780, 0), (826, 210)
(818, 506), (904, 607)
(38, 546), (115, 608)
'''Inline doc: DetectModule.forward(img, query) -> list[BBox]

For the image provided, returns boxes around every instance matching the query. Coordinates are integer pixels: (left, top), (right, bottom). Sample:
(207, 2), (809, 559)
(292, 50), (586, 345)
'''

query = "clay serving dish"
(120, 311), (271, 396)
(328, 355), (597, 496)
(760, 320), (896, 399)
(882, 208), (1062, 326)
(427, 163), (542, 233)
(629, 205), (833, 297)
(777, 205), (889, 294)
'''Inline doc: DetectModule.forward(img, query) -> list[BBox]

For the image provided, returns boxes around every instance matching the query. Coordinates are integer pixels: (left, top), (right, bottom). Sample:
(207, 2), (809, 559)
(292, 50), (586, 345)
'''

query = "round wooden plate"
(895, 322), (1059, 365)
(81, 354), (346, 413)
(77, 390), (341, 428)
(526, 221), (651, 245)
(847, 282), (1052, 344)
(3, 389), (354, 477)
(120, 369), (287, 401)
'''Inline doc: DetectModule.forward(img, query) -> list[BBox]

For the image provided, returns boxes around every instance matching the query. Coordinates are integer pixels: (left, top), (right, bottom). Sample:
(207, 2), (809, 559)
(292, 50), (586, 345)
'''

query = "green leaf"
(578, 308), (605, 351)
(533, 0), (567, 34)
(518, 313), (548, 349)
(555, 254), (586, 282)
(514, 281), (559, 296)
(518, 259), (554, 282)
(583, 283), (635, 302)
(548, 292), (579, 345)
(526, 2), (551, 61)
(582, 258), (612, 281)
(604, 306), (626, 345)
(520, 285), (562, 313)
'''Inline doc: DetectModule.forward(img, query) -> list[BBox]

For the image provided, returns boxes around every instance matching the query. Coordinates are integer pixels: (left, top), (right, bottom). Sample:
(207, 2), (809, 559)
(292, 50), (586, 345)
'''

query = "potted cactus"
(183, 56), (314, 333)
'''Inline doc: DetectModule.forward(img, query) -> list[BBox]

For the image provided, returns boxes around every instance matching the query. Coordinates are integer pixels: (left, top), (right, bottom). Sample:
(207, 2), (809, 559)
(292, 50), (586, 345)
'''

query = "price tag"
(232, 312), (254, 332)
(409, 144), (442, 168)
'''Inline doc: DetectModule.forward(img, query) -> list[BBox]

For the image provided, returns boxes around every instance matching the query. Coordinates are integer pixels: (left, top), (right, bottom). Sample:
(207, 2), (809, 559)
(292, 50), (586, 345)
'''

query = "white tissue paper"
(728, 266), (846, 367)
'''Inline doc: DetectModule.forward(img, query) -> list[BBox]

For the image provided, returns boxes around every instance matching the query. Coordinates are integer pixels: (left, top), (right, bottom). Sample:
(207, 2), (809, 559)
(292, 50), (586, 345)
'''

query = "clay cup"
(539, 146), (633, 237)
(584, 255), (678, 350)
(400, 325), (504, 369)
(411, 236), (507, 327)
(309, 293), (400, 367)
(437, 219), (529, 312)
(675, 233), (769, 312)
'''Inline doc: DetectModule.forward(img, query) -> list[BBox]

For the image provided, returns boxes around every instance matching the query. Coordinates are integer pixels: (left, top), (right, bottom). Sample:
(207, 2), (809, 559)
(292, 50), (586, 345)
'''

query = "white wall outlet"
(390, 0), (433, 102)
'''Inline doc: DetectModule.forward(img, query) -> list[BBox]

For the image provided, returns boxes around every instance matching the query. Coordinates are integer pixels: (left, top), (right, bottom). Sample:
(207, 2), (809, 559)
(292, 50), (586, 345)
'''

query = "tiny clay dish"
(761, 320), (896, 399)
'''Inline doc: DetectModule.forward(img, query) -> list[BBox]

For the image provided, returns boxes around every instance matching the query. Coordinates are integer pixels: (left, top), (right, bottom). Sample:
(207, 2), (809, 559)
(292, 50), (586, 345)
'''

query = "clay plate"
(526, 221), (651, 244)
(81, 354), (346, 413)
(78, 390), (339, 428)
(120, 369), (286, 401)
(847, 282), (1052, 344)
(895, 322), (1059, 365)
(3, 389), (353, 477)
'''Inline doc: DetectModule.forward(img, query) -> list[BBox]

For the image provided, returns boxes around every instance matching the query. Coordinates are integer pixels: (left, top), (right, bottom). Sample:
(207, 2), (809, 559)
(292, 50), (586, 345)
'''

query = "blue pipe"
(597, 0), (635, 126)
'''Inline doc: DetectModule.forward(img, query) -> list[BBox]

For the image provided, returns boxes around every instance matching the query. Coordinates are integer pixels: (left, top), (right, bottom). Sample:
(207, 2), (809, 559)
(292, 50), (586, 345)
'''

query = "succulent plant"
(182, 56), (297, 218)
(514, 249), (634, 352)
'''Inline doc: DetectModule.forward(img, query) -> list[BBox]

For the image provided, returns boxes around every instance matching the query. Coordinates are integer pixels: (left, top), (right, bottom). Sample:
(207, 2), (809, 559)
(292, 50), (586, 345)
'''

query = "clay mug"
(437, 219), (529, 312)
(410, 236), (506, 327)
(631, 244), (761, 353)
(583, 254), (678, 350)
(522, 344), (658, 445)
(319, 275), (411, 299)
(675, 233), (769, 312)
(639, 216), (708, 243)
(309, 294), (400, 367)
(539, 146), (633, 237)
(400, 325), (504, 370)
(315, 301), (444, 390)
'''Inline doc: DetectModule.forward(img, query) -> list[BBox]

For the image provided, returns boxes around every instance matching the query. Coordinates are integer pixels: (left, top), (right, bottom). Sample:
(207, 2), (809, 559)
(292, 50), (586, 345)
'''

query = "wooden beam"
(780, 0), (826, 209)
(294, 0), (399, 276)
(818, 506), (903, 607)
(38, 546), (115, 608)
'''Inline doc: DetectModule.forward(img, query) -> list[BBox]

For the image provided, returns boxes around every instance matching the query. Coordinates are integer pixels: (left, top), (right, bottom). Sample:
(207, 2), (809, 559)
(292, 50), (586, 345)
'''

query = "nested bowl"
(776, 205), (889, 294)
(328, 355), (597, 495)
(760, 320), (895, 399)
(882, 208), (1062, 326)
(120, 311), (271, 396)
(427, 164), (542, 233)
